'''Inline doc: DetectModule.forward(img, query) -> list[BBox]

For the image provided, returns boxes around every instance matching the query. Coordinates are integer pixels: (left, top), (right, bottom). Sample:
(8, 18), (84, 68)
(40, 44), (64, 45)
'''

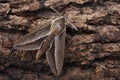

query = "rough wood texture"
(0, 0), (120, 80)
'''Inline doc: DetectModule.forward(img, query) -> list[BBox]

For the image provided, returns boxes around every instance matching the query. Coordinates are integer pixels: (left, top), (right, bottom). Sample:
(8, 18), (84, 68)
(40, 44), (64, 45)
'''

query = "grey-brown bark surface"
(0, 0), (120, 80)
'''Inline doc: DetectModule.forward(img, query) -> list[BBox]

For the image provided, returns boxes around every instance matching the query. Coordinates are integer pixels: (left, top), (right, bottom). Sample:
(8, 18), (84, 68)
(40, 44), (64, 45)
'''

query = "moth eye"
(59, 22), (63, 26)
(56, 22), (60, 27)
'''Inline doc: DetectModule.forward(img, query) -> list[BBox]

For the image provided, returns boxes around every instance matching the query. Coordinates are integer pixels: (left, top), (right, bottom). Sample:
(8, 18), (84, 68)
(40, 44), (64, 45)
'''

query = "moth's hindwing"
(36, 34), (55, 61)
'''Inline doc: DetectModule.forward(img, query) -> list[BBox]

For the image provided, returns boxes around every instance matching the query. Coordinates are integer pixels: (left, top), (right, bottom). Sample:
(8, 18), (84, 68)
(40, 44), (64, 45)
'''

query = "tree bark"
(0, 0), (120, 80)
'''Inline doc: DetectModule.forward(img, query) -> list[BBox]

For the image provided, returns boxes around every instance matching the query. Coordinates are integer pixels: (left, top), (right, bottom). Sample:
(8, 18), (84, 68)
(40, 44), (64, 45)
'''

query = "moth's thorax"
(51, 16), (65, 35)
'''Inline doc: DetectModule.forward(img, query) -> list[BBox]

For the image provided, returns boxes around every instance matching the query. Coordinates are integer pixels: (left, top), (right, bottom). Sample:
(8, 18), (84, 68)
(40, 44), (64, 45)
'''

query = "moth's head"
(50, 7), (78, 31)
(50, 16), (65, 35)
(52, 16), (65, 24)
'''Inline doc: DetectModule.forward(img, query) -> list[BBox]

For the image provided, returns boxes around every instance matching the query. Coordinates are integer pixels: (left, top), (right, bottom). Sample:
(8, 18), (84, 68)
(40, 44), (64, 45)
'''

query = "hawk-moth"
(13, 7), (77, 76)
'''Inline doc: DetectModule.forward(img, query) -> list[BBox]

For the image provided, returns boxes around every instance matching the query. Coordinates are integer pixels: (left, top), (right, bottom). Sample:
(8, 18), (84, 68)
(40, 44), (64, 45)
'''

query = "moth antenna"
(66, 19), (78, 31)
(50, 6), (61, 16)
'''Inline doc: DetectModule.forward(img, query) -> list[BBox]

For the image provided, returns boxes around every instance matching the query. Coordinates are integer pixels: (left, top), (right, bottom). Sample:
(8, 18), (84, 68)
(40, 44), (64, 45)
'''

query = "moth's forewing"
(13, 22), (51, 48)
(45, 17), (66, 76)
(13, 36), (47, 50)
(35, 34), (55, 61)
(55, 28), (66, 76)
(46, 41), (57, 75)
(45, 29), (66, 76)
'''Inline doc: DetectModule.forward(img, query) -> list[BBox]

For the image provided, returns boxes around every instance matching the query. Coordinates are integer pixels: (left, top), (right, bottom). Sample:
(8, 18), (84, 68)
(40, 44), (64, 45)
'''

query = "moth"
(13, 7), (78, 76)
